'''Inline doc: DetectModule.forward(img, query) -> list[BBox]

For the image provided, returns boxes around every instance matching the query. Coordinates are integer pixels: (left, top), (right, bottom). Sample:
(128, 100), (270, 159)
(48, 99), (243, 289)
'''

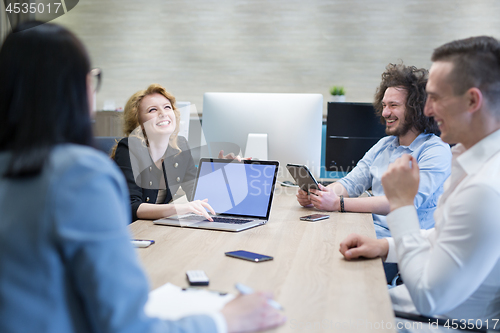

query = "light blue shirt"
(338, 133), (451, 238)
(0, 144), (218, 333)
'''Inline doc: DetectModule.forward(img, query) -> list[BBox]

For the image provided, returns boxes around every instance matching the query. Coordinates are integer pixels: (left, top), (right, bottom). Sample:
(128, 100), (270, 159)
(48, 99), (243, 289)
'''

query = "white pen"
(235, 283), (284, 310)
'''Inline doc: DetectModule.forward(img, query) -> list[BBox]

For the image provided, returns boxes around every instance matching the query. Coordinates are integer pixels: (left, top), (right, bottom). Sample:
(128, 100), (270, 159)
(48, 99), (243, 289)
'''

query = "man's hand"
(339, 233), (389, 261)
(309, 184), (340, 211)
(296, 189), (313, 207)
(381, 154), (420, 212)
(221, 292), (286, 333)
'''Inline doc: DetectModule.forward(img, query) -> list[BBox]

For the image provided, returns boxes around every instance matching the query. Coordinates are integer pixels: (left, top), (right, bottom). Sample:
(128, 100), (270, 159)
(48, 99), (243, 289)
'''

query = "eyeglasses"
(90, 68), (102, 93)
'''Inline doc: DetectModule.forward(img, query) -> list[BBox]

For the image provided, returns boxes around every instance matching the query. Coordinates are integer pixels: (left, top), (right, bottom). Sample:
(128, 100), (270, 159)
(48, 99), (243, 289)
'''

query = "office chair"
(94, 136), (121, 156)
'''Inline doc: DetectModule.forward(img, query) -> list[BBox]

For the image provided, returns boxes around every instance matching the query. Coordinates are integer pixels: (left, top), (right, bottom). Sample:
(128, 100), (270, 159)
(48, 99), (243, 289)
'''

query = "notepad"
(144, 283), (234, 320)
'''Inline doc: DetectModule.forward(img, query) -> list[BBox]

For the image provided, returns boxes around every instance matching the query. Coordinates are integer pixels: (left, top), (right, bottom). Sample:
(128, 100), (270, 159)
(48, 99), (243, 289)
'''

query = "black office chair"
(94, 136), (121, 156)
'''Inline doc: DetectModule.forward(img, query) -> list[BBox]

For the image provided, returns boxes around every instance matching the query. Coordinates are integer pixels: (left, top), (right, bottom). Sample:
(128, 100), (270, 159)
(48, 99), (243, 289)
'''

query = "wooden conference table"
(129, 187), (395, 332)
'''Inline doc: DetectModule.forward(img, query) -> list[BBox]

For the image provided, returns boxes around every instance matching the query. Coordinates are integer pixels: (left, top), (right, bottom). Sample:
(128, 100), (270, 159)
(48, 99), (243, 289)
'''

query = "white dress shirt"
(386, 129), (500, 321)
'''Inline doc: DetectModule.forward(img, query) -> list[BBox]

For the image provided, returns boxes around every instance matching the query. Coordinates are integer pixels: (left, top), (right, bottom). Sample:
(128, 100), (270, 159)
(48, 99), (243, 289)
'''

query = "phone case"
(286, 164), (319, 193)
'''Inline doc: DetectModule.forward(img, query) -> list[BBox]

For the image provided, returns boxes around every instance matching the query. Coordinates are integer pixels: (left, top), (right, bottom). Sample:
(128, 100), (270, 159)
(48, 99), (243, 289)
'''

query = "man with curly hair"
(297, 63), (451, 239)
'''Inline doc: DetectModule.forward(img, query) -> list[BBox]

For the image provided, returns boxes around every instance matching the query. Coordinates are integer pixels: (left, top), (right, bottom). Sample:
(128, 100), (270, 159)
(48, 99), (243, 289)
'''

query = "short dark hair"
(0, 21), (93, 178)
(432, 36), (500, 111)
(374, 63), (439, 135)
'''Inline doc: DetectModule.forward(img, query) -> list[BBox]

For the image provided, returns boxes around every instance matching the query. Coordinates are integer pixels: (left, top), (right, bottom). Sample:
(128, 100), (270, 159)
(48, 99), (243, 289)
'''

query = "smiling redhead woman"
(112, 84), (216, 223)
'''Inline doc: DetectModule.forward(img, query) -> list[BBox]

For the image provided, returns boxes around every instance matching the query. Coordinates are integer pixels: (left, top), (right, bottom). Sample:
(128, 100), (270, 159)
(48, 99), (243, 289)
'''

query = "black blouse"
(114, 136), (197, 222)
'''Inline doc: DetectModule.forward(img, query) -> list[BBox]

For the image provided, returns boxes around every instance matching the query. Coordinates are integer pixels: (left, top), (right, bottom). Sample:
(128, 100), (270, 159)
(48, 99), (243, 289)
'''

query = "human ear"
(466, 87), (483, 114)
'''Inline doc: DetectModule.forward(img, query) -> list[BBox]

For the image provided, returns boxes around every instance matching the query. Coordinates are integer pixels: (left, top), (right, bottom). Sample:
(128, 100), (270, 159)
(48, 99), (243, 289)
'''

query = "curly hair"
(110, 84), (181, 159)
(374, 63), (439, 135)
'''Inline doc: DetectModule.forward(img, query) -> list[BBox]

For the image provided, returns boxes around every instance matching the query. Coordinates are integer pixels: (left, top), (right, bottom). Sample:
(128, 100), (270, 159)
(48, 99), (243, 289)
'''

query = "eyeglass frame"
(90, 68), (102, 93)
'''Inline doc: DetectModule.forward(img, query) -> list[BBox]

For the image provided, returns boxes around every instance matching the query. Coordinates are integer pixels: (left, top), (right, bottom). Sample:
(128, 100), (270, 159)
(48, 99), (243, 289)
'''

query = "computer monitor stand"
(245, 133), (268, 160)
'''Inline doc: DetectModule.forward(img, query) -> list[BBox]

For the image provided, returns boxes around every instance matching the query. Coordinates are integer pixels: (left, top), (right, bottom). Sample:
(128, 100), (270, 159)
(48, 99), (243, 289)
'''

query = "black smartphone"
(300, 214), (330, 222)
(225, 250), (274, 262)
(286, 164), (319, 194)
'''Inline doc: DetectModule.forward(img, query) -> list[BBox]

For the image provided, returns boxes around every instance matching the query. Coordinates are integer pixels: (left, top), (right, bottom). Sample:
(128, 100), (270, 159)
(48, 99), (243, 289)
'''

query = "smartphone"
(300, 214), (330, 222)
(286, 164), (319, 194)
(225, 250), (274, 262)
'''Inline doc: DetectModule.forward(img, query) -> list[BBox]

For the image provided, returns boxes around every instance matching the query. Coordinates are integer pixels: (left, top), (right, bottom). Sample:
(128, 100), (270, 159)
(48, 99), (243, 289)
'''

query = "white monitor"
(202, 92), (323, 179)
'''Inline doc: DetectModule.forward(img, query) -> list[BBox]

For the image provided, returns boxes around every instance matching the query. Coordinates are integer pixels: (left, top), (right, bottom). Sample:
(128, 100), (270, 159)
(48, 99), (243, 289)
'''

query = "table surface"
(129, 187), (395, 332)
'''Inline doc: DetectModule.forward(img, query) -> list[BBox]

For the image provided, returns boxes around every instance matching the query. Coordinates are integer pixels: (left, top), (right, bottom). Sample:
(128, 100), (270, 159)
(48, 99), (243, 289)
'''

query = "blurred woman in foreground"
(0, 21), (284, 333)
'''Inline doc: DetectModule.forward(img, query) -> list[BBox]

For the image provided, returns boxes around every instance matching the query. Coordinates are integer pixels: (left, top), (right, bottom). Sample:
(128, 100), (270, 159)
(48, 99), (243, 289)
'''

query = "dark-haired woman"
(0, 21), (284, 333)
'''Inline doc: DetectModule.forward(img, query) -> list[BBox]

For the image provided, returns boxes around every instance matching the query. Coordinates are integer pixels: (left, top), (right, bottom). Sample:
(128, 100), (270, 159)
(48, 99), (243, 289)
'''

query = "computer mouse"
(281, 180), (296, 186)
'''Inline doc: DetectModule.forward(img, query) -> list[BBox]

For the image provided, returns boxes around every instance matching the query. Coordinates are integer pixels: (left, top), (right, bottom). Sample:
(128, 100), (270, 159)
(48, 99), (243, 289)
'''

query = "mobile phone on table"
(286, 164), (319, 194)
(300, 214), (330, 222)
(225, 250), (273, 262)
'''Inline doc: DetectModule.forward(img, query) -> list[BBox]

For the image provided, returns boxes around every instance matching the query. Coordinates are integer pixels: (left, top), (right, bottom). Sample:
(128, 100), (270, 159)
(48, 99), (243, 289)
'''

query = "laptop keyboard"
(204, 217), (253, 224)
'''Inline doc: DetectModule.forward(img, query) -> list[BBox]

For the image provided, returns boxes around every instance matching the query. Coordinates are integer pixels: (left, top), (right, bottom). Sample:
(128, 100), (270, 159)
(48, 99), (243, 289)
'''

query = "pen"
(235, 283), (284, 310)
(182, 287), (228, 296)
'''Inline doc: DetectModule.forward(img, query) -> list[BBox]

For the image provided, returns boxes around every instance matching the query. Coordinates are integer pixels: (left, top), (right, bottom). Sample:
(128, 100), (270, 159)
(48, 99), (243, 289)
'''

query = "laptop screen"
(192, 159), (279, 218)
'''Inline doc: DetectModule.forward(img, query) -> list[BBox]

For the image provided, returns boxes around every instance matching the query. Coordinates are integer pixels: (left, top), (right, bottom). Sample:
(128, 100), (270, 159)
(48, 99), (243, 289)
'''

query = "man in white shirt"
(339, 36), (500, 325)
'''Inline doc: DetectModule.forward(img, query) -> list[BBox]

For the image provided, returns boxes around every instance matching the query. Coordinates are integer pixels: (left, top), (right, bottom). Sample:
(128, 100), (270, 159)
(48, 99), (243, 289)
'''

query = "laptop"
(154, 158), (279, 232)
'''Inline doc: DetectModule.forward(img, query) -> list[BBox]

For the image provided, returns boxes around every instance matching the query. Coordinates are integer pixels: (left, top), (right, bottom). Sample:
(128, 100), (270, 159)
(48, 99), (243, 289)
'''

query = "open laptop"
(154, 158), (279, 232)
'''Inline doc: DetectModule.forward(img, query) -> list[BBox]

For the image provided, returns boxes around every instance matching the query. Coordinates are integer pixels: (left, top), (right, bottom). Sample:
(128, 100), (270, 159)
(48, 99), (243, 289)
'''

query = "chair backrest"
(94, 136), (121, 156)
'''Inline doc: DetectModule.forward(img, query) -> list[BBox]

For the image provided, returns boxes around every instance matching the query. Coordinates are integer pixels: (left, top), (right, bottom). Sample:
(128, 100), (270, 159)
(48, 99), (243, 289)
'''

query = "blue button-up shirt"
(338, 133), (452, 238)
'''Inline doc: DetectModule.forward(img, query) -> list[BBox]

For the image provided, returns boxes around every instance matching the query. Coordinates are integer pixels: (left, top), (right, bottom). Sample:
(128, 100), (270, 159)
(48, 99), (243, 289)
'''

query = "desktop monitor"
(202, 92), (323, 178)
(325, 102), (387, 172)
